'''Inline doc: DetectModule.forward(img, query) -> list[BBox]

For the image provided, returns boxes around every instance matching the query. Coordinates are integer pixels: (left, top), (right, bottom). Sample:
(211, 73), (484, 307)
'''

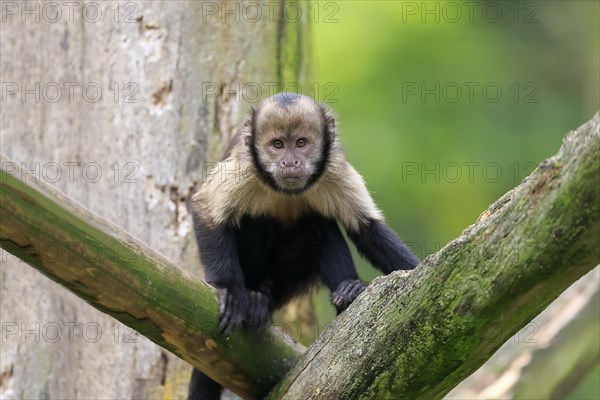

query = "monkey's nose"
(280, 159), (301, 168)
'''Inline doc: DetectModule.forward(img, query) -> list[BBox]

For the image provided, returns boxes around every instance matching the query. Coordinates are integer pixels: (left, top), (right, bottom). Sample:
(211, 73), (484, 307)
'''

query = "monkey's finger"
(346, 282), (367, 300)
(338, 280), (353, 294)
(332, 281), (353, 306)
(331, 291), (344, 306)
(219, 309), (232, 335)
(220, 297), (233, 334)
(217, 289), (229, 333)
(245, 291), (271, 330)
(332, 295), (345, 306)
(218, 290), (236, 335)
(332, 280), (367, 309)
(338, 282), (354, 298)
(350, 279), (367, 292)
(231, 299), (246, 333)
(342, 280), (366, 298)
(221, 305), (242, 336)
(217, 288), (229, 318)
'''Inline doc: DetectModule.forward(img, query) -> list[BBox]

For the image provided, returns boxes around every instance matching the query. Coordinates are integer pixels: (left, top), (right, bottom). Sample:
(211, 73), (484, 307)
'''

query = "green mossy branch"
(0, 154), (304, 400)
(268, 114), (600, 399)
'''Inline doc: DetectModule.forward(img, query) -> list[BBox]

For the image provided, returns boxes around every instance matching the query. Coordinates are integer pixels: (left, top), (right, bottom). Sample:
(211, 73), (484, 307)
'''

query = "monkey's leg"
(348, 219), (420, 273)
(317, 219), (367, 312)
(188, 368), (222, 400)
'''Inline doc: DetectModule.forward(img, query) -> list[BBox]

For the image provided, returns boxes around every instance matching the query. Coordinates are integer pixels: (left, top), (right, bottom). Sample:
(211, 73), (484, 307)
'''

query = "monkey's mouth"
(281, 169), (304, 180)
(281, 176), (303, 186)
(275, 169), (308, 190)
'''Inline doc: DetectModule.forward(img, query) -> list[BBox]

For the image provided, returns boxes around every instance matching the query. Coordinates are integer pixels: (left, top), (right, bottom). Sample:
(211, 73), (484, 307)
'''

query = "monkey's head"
(249, 92), (335, 194)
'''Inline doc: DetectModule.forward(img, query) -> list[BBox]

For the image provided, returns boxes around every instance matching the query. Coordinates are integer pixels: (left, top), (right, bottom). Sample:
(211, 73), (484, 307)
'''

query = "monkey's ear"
(320, 103), (336, 138)
(243, 106), (258, 146)
(244, 106), (258, 127)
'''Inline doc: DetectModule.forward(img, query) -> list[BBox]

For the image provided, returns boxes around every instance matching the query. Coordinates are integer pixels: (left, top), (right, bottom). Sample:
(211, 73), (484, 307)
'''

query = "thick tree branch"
(447, 268), (599, 399)
(268, 114), (600, 399)
(0, 155), (304, 400)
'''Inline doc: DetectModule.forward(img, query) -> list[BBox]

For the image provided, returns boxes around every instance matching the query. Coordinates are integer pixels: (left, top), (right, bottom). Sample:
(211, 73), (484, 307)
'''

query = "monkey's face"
(259, 129), (319, 192)
(252, 97), (327, 194)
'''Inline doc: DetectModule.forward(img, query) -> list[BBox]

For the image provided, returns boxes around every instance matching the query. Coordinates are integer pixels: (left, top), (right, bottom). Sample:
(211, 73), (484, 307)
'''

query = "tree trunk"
(0, 1), (310, 398)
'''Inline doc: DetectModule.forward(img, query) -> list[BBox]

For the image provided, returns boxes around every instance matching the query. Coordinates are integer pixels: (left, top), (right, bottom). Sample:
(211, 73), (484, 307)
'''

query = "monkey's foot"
(332, 279), (368, 311)
(217, 288), (246, 336)
(245, 291), (272, 330)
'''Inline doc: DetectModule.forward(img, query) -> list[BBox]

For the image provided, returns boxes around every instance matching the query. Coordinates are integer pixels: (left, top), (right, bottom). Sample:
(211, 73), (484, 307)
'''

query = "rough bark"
(268, 114), (600, 399)
(0, 1), (311, 398)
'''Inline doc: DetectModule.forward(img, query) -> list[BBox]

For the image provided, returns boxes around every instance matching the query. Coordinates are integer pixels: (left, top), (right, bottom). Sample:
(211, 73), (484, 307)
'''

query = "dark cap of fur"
(269, 92), (303, 108)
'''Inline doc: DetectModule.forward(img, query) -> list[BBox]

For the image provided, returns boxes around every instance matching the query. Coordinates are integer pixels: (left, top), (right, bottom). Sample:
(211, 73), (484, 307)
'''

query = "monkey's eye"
(272, 140), (284, 149)
(296, 138), (307, 148)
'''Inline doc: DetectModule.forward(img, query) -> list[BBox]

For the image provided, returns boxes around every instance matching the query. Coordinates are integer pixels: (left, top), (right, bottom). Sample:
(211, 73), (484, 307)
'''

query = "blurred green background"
(307, 1), (598, 396)
(309, 0), (599, 323)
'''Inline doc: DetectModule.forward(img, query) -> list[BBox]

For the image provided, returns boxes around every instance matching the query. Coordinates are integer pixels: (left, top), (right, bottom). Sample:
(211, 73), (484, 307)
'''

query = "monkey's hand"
(332, 279), (368, 312)
(217, 287), (247, 336)
(245, 291), (272, 331)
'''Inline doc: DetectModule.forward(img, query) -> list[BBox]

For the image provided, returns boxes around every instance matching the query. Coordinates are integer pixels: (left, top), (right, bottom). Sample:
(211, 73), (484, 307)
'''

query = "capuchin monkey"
(188, 93), (419, 399)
